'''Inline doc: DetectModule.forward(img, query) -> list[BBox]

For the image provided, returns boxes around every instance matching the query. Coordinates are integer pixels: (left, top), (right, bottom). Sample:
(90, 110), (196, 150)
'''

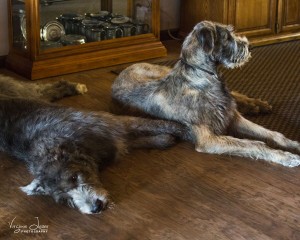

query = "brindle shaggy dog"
(0, 75), (185, 214)
(112, 21), (300, 167)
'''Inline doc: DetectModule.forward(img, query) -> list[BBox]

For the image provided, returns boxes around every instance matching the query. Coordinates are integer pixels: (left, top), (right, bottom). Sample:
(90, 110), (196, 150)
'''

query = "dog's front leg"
(229, 111), (300, 153)
(191, 124), (300, 167)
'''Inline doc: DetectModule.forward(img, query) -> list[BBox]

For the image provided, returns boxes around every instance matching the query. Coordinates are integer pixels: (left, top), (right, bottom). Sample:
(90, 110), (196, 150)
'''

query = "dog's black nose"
(248, 44), (254, 52)
(91, 199), (104, 213)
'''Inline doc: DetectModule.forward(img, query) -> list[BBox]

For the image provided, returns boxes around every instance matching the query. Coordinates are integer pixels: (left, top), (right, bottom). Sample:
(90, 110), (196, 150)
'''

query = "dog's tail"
(120, 116), (193, 149)
(129, 134), (177, 150)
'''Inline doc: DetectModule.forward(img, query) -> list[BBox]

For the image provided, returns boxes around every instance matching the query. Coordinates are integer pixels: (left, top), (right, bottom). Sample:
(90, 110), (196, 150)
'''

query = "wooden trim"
(270, 0), (278, 34)
(223, 0), (230, 24)
(36, 33), (157, 60)
(277, 0), (283, 33)
(227, 0), (236, 25)
(127, 0), (133, 17)
(7, 0), (14, 54)
(6, 40), (167, 80)
(29, 0), (40, 60)
(249, 31), (300, 46)
(101, 0), (112, 12)
(237, 28), (275, 38)
(152, 0), (160, 38)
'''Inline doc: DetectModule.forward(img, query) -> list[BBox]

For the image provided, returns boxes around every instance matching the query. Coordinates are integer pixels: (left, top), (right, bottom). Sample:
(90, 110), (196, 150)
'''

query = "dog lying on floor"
(0, 75), (185, 214)
(112, 20), (300, 167)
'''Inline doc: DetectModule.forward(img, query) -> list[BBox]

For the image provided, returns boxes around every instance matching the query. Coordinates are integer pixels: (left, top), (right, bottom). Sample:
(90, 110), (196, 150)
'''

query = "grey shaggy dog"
(0, 75), (185, 214)
(112, 20), (300, 167)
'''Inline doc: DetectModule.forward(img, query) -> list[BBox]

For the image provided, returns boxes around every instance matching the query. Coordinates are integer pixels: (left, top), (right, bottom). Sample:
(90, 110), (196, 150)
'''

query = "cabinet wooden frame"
(6, 0), (166, 80)
(179, 0), (300, 47)
(226, 0), (277, 37)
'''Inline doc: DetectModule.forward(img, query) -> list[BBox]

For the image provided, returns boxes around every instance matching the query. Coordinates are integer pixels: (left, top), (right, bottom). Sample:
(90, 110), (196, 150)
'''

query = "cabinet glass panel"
(12, 0), (27, 50)
(39, 0), (152, 50)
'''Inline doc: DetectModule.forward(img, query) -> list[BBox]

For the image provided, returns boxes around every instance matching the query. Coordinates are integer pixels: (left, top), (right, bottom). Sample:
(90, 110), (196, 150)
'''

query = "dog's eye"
(70, 173), (78, 183)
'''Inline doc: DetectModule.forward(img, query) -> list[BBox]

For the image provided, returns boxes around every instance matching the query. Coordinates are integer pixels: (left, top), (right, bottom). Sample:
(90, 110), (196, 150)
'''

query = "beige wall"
(160, 0), (180, 31)
(0, 0), (180, 56)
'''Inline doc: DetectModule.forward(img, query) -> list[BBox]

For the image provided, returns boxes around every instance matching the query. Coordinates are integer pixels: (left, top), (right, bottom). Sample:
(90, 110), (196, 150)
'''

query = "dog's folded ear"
(196, 27), (214, 54)
(20, 179), (46, 195)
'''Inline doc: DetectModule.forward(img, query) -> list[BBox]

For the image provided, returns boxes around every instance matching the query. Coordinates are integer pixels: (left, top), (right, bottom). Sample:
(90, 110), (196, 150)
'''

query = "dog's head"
(183, 21), (251, 69)
(20, 155), (109, 214)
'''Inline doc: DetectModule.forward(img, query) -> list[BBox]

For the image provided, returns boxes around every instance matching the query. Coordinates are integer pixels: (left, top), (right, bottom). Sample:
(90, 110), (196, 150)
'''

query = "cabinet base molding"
(249, 32), (300, 46)
(6, 41), (167, 80)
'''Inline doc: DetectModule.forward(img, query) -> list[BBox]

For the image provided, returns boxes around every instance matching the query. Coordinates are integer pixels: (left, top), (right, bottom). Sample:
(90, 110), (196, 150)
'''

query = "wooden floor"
(1, 41), (300, 240)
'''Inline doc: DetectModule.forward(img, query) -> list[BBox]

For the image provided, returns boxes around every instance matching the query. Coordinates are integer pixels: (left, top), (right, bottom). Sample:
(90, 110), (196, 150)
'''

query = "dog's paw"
(20, 179), (46, 195)
(75, 83), (88, 94)
(276, 152), (300, 167)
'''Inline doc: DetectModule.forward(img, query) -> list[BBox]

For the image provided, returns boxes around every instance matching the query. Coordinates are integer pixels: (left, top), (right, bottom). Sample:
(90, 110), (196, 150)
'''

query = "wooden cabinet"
(6, 0), (166, 80)
(180, 0), (300, 46)
(227, 0), (277, 38)
(279, 0), (300, 33)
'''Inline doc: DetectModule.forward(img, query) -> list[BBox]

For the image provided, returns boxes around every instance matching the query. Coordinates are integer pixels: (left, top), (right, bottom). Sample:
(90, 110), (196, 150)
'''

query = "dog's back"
(112, 63), (172, 117)
(112, 63), (169, 98)
(0, 97), (125, 167)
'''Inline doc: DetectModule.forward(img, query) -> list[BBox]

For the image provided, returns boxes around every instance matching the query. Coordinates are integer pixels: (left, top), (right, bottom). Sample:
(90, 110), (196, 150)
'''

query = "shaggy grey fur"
(112, 21), (300, 167)
(0, 75), (185, 214)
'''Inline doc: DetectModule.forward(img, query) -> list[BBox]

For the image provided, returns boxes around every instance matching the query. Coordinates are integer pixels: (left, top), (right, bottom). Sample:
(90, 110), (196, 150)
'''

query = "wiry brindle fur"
(112, 21), (300, 167)
(0, 75), (184, 214)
